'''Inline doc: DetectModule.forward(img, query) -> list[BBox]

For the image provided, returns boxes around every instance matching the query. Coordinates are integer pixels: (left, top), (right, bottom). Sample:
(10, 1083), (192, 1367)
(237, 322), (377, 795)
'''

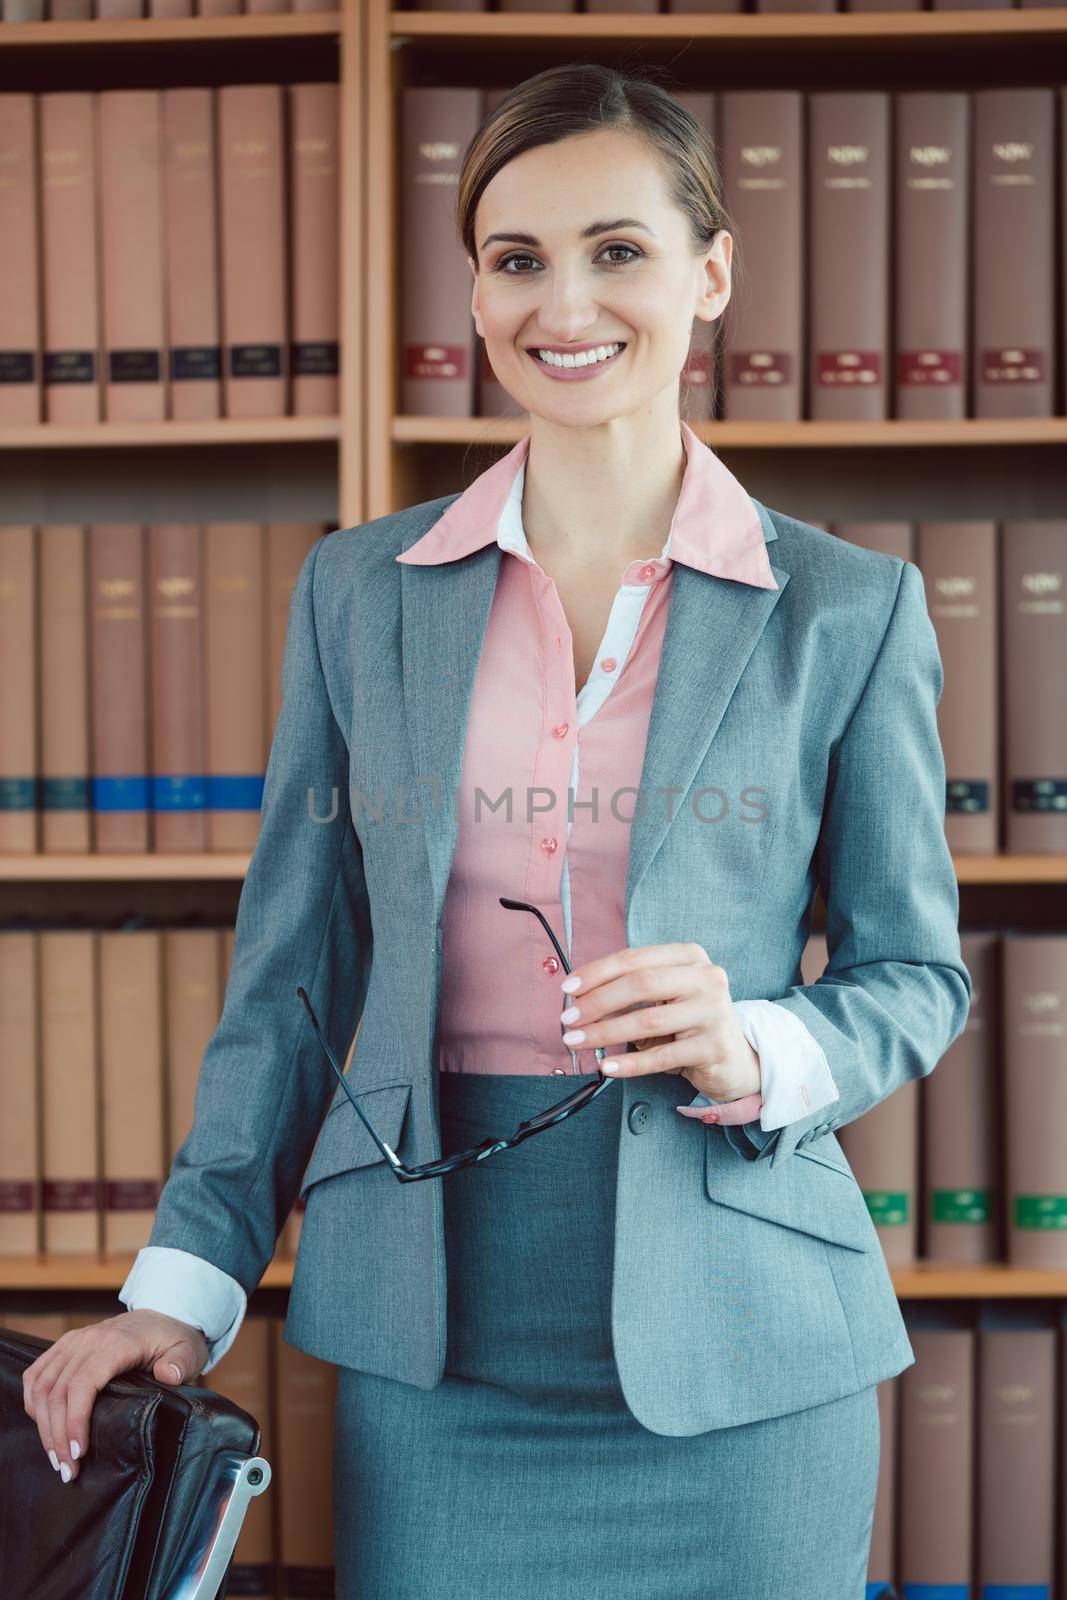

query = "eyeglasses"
(296, 897), (615, 1183)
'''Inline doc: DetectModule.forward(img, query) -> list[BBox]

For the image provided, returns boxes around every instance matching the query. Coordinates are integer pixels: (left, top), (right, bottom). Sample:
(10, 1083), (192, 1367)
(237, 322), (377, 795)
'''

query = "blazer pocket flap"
(705, 1128), (873, 1253)
(299, 1081), (412, 1199)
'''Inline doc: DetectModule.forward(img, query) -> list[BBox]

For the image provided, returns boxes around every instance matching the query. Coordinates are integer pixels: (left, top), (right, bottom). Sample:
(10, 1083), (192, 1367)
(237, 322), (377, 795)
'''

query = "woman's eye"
(494, 244), (642, 274)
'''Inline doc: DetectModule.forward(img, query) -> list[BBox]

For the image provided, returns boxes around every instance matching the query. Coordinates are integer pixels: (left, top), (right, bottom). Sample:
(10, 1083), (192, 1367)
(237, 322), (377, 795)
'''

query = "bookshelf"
(1, 0), (1065, 1304)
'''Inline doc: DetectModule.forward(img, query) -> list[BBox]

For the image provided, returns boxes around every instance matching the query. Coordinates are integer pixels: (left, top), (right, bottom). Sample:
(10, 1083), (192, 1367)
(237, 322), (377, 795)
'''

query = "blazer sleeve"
(139, 532), (374, 1296)
(720, 558), (972, 1170)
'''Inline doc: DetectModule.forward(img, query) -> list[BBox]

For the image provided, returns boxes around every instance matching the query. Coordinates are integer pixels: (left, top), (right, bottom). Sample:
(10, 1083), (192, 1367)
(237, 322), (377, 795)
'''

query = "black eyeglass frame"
(296, 897), (615, 1183)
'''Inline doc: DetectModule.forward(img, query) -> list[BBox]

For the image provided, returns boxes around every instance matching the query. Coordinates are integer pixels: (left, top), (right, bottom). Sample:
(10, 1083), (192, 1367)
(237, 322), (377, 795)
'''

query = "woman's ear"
(469, 259), (484, 341)
(694, 229), (732, 326)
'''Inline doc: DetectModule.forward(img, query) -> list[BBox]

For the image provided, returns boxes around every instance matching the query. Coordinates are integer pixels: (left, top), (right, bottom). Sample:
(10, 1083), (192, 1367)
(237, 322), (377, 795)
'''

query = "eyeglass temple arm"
(295, 986), (403, 1170)
(498, 897), (571, 974)
(498, 898), (608, 1066)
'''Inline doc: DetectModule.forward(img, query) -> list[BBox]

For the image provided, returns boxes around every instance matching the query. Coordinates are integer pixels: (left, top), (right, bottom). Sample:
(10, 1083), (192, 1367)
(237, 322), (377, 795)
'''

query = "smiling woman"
(27, 56), (969, 1600)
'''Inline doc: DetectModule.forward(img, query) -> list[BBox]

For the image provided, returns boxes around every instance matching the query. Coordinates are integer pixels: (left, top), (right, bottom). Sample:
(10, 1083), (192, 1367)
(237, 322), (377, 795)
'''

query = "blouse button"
(600, 657), (617, 673)
(552, 722), (569, 740)
(542, 956), (560, 975)
(639, 563), (657, 581)
(540, 836), (558, 855)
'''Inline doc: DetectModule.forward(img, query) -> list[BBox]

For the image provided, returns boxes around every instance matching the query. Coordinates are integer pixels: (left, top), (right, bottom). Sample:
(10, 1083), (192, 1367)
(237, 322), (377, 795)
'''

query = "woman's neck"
(520, 409), (687, 572)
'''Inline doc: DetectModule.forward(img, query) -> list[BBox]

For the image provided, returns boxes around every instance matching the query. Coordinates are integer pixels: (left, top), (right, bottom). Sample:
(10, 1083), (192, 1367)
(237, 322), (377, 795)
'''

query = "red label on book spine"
(980, 348), (1046, 385)
(728, 351), (793, 387)
(816, 351), (883, 387)
(404, 344), (469, 380)
(898, 350), (964, 387)
(105, 1178), (162, 1211)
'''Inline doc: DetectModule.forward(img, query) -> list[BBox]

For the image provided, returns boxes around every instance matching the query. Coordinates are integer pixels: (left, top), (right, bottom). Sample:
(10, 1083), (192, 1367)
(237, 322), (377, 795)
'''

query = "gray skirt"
(331, 1069), (880, 1600)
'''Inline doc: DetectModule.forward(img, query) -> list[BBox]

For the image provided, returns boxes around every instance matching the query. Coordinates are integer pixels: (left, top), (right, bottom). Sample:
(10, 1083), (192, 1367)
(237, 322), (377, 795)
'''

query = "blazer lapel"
(399, 497), (789, 932)
(624, 546), (790, 925)
(400, 524), (503, 920)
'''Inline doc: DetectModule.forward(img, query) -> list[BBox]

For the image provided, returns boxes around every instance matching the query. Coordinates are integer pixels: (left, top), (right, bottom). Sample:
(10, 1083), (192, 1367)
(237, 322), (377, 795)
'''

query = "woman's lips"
(526, 344), (626, 382)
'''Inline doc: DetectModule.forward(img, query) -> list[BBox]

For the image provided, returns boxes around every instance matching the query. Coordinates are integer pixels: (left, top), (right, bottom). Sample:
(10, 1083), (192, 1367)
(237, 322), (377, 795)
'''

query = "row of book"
(2, 0), (334, 15)
(823, 517), (1067, 859)
(405, 0), (1067, 11)
(0, 85), (339, 426)
(406, 84), (1067, 422)
(3, 1308), (335, 1600)
(3, 920), (1067, 1268)
(813, 928), (1067, 1269)
(2, 516), (1065, 857)
(867, 1307), (1067, 1599)
(0, 925), (315, 1260)
(0, 521), (324, 856)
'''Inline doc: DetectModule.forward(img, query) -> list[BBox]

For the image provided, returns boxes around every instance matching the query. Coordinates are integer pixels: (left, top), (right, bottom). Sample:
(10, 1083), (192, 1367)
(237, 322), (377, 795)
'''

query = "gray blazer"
(148, 493), (972, 1437)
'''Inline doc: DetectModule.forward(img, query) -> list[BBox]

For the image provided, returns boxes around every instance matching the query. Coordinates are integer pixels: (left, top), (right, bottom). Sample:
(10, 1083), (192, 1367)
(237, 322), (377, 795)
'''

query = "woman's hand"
(22, 1309), (211, 1484)
(559, 942), (763, 1124)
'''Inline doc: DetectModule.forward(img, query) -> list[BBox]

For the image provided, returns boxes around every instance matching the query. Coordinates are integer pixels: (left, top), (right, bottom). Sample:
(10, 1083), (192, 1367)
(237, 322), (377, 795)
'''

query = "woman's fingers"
(23, 1311), (211, 1483)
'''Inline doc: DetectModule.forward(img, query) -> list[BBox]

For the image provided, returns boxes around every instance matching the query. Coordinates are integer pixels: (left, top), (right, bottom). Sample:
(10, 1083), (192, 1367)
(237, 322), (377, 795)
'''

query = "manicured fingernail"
(561, 976), (581, 993)
(601, 1060), (619, 1073)
(48, 1449), (59, 1472)
(676, 1105), (719, 1121)
(562, 1029), (584, 1045)
(168, 1363), (183, 1384)
(60, 1462), (72, 1483)
(560, 1007), (580, 1024)
(70, 1440), (80, 1461)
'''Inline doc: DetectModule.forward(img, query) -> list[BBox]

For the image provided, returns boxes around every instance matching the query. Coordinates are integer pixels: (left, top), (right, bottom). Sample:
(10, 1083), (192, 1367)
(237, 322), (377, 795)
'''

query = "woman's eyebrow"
(479, 218), (656, 253)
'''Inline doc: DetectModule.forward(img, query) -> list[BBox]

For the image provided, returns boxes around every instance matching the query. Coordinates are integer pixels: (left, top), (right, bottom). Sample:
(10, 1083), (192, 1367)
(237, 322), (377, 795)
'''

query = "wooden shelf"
(0, 416), (341, 451)
(0, 11), (341, 45)
(0, 853), (253, 881)
(891, 1262), (1067, 1299)
(2, 851), (1066, 886)
(5, 1254), (1067, 1297)
(388, 5), (1067, 39)
(392, 416), (1067, 449)
(0, 1254), (295, 1291)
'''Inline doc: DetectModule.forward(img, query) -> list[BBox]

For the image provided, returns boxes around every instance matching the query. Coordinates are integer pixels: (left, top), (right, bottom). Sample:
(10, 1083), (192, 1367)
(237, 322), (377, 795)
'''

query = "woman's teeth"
(533, 342), (625, 369)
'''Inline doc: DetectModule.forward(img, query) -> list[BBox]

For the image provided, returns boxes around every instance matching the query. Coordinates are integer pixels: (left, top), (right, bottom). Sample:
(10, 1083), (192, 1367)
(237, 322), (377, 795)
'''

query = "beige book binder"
(0, 932), (39, 1256)
(218, 86), (288, 417)
(1003, 933), (1067, 1267)
(99, 929), (165, 1255)
(161, 88), (222, 420)
(163, 928), (223, 1164)
(148, 523), (207, 853)
(89, 524), (151, 854)
(265, 524), (322, 741)
(0, 526), (37, 855)
(917, 520), (999, 854)
(40, 931), (100, 1256)
(0, 95), (41, 425)
(204, 524), (266, 851)
(977, 1316), (1056, 1594)
(97, 90), (166, 422)
(1001, 520), (1067, 854)
(40, 525), (91, 854)
(288, 84), (340, 418)
(40, 93), (101, 424)
(899, 1322), (975, 1593)
(922, 931), (997, 1263)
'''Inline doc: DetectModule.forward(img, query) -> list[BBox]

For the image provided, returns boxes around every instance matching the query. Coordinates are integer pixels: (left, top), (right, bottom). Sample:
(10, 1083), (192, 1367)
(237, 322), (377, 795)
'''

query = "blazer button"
(627, 1101), (653, 1135)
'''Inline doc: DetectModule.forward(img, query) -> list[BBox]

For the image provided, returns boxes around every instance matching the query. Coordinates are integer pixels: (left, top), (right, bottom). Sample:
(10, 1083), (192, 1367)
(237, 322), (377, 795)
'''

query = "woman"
(24, 63), (971, 1598)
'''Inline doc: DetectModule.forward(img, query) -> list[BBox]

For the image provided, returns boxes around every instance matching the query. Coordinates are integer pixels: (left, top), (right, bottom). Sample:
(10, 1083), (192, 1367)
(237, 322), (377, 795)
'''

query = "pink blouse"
(396, 422), (839, 1129)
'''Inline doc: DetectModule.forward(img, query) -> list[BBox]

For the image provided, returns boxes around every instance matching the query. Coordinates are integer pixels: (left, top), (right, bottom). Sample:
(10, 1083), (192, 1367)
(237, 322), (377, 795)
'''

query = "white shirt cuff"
(688, 999), (840, 1131)
(118, 1245), (247, 1375)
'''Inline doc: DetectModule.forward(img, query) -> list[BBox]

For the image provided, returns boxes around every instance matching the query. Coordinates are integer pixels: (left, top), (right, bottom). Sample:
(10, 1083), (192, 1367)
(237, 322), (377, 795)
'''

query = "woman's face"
(469, 126), (731, 423)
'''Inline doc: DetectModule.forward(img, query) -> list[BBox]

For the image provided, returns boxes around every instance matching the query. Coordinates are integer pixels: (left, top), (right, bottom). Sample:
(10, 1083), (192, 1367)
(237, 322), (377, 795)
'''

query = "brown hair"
(455, 62), (744, 425)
